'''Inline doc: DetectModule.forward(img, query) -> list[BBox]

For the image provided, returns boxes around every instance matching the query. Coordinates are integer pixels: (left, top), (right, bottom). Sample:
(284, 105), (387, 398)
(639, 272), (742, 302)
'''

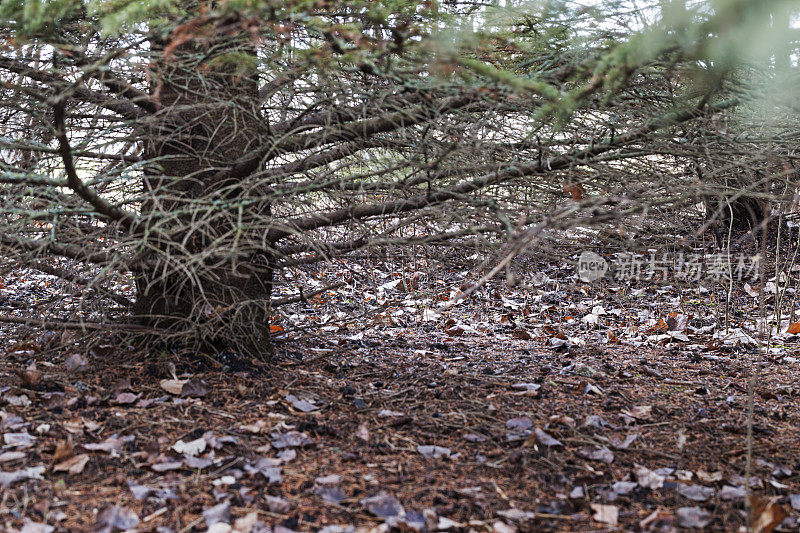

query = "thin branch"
(52, 99), (139, 231)
(270, 281), (348, 306)
(0, 313), (160, 332)
(0, 56), (147, 121)
(0, 233), (131, 269)
(268, 99), (738, 242)
(30, 261), (133, 308)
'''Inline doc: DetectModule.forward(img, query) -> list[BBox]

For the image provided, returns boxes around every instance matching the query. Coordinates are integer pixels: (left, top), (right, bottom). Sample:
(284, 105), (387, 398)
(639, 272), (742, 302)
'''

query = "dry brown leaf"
(622, 405), (653, 420)
(542, 325), (566, 339)
(646, 318), (668, 333)
(511, 330), (531, 340)
(563, 182), (585, 200)
(750, 495), (788, 533)
(16, 364), (41, 388)
(53, 453), (89, 474)
(52, 440), (74, 464)
(159, 379), (185, 395)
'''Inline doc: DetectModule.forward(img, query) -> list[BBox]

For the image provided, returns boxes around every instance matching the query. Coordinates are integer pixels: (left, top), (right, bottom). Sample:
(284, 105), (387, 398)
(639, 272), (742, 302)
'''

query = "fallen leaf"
(52, 440), (74, 463)
(533, 428), (562, 447)
(0, 451), (26, 463)
(720, 485), (746, 501)
(240, 420), (268, 434)
(772, 465), (792, 479)
(497, 509), (536, 524)
(277, 449), (296, 463)
(172, 437), (206, 456)
(606, 433), (637, 449)
(181, 378), (208, 398)
(437, 517), (463, 530)
(676, 507), (711, 528)
(244, 458), (283, 483)
(463, 432), (486, 442)
(622, 405), (652, 421)
(744, 283), (760, 297)
(417, 445), (451, 458)
(159, 379), (185, 395)
(127, 483), (153, 500)
(202, 431), (238, 450)
(203, 501), (231, 527)
(492, 521), (516, 533)
(750, 495), (788, 533)
(602, 481), (638, 501)
(19, 521), (54, 533)
(3, 394), (30, 407)
(271, 431), (313, 449)
(16, 364), (42, 388)
(788, 322), (800, 335)
(183, 455), (213, 469)
(113, 392), (140, 405)
(696, 470), (724, 483)
(356, 423), (369, 443)
(506, 417), (533, 431)
(94, 505), (139, 531)
(0, 466), (45, 488)
(286, 394), (318, 413)
(563, 182), (585, 200)
(64, 353), (88, 373)
(83, 435), (135, 454)
(512, 382), (542, 393)
(233, 512), (261, 533)
(315, 484), (347, 504)
(265, 495), (292, 513)
(4, 432), (35, 448)
(548, 415), (575, 428)
(578, 446), (614, 464)
(789, 494), (800, 511)
(53, 454), (89, 474)
(590, 504), (618, 526)
(111, 378), (132, 395)
(728, 474), (763, 489)
(635, 464), (665, 490)
(677, 427), (687, 451)
(678, 483), (715, 502)
(361, 491), (404, 519)
(315, 474), (342, 485)
(583, 415), (614, 429)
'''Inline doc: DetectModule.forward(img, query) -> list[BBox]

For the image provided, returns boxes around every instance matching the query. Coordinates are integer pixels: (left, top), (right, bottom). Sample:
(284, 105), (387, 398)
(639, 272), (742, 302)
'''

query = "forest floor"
(2, 248), (800, 532)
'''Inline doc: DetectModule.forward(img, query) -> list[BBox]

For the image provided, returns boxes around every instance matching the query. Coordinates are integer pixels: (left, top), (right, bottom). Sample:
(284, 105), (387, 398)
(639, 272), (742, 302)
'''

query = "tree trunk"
(135, 26), (273, 359)
(705, 195), (768, 245)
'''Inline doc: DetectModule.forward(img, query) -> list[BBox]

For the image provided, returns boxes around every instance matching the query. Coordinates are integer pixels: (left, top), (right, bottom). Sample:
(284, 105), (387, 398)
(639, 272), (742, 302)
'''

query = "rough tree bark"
(134, 25), (273, 358)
